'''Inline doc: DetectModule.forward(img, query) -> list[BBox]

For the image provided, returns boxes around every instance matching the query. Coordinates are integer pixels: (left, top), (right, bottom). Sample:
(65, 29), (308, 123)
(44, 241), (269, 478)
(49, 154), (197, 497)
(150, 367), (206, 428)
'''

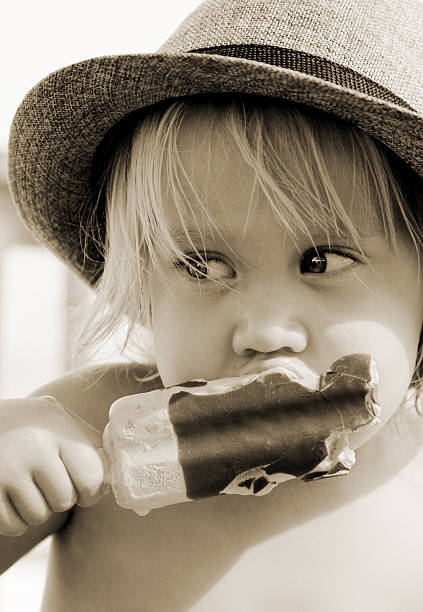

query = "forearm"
(0, 510), (69, 575)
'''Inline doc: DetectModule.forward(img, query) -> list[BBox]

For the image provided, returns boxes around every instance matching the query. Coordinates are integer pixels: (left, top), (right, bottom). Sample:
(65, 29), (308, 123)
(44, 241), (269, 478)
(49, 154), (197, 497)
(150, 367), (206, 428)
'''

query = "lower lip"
(245, 367), (321, 390)
(248, 366), (304, 379)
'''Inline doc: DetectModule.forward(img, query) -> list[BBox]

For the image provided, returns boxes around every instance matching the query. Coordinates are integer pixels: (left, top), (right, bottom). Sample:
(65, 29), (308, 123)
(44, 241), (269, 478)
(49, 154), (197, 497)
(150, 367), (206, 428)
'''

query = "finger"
(33, 460), (78, 513)
(60, 443), (105, 507)
(0, 491), (28, 536)
(7, 478), (52, 526)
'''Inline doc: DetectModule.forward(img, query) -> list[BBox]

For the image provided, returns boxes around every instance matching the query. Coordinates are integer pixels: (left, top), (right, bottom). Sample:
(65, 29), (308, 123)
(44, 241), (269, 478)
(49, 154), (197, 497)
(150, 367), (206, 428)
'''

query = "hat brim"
(8, 52), (423, 285)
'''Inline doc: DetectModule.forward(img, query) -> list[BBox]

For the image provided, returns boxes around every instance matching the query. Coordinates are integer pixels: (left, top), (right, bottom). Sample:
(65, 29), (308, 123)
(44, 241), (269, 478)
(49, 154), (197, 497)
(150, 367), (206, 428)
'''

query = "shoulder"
(29, 362), (163, 432)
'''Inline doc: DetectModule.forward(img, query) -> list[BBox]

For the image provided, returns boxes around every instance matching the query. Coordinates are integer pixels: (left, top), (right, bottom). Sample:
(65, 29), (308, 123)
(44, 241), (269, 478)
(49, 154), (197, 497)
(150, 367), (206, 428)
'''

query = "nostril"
(233, 324), (308, 356)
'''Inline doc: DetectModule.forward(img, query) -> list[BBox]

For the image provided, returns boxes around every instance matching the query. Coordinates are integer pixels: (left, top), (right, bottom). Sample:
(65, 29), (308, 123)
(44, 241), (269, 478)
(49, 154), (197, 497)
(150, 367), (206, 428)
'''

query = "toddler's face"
(148, 113), (423, 448)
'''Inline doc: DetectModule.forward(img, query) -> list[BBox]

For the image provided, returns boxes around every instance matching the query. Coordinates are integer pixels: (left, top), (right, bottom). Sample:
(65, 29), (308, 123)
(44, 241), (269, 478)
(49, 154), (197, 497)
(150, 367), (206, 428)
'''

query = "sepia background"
(1, 1), (200, 609)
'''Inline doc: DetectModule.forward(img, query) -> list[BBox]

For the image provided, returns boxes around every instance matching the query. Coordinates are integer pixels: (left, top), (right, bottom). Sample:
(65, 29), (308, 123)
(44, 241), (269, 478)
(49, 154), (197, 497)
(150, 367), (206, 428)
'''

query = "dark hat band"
(191, 44), (415, 112)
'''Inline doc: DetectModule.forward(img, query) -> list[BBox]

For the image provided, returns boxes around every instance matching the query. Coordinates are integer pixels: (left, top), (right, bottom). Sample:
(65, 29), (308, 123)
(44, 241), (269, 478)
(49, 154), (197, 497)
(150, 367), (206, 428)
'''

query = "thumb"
(97, 448), (111, 487)
(58, 409), (112, 486)
(40, 396), (112, 498)
(40, 395), (104, 448)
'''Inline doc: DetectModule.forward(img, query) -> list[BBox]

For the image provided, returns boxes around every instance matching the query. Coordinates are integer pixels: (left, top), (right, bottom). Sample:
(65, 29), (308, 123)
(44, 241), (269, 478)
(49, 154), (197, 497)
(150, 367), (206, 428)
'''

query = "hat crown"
(160, 0), (423, 114)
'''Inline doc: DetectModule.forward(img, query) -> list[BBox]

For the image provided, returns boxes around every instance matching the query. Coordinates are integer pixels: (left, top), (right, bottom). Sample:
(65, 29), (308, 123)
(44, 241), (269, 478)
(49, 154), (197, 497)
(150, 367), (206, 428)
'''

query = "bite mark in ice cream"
(102, 353), (380, 516)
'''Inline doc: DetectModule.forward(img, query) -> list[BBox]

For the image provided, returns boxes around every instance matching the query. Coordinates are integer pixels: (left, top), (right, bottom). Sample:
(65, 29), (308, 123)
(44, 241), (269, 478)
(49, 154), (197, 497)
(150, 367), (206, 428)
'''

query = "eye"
(300, 248), (358, 275)
(174, 252), (235, 282)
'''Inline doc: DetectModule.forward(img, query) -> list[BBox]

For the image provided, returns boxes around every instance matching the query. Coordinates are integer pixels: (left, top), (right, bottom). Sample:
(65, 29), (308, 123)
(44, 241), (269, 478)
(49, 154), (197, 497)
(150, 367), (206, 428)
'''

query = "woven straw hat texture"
(7, 0), (423, 285)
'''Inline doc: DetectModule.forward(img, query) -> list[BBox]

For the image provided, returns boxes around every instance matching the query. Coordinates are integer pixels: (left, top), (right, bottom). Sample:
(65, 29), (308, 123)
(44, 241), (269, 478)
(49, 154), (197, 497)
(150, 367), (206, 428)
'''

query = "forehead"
(161, 104), (383, 238)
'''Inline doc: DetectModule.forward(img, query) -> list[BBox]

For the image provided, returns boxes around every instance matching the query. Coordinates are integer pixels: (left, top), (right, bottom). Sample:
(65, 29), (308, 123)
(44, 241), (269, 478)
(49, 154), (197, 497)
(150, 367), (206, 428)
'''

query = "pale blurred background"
(1, 1), (200, 609)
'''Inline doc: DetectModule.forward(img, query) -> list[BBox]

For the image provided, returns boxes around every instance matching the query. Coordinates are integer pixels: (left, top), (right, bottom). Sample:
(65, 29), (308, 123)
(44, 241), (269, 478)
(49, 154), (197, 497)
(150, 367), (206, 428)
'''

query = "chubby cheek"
(150, 285), (230, 387)
(318, 256), (423, 444)
(322, 318), (420, 449)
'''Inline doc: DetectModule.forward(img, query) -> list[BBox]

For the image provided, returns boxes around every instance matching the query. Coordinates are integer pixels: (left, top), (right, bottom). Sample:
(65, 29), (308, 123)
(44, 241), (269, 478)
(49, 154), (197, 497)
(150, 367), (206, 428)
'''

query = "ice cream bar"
(101, 353), (381, 516)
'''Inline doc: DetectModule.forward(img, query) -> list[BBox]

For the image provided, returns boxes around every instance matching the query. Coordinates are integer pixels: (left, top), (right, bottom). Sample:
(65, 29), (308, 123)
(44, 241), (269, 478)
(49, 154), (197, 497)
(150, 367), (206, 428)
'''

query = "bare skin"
(3, 363), (423, 612)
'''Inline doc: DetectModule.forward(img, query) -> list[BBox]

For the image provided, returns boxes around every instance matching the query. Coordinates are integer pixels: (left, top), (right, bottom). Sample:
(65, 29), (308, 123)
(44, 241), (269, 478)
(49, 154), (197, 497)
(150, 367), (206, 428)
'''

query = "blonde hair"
(73, 94), (423, 384)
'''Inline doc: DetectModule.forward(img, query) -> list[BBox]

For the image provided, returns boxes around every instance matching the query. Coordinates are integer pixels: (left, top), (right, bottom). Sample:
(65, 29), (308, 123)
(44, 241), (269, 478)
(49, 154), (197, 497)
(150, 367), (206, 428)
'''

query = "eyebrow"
(169, 225), (237, 247)
(170, 224), (385, 245)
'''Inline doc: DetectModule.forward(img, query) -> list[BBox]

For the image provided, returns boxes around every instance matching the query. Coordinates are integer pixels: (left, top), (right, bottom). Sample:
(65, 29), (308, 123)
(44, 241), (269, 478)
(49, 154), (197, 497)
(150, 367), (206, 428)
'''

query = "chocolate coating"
(168, 354), (379, 500)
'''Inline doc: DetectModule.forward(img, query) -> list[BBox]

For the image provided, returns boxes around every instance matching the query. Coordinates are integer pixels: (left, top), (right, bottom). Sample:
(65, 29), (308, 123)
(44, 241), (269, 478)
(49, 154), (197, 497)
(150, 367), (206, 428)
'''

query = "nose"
(232, 302), (308, 357)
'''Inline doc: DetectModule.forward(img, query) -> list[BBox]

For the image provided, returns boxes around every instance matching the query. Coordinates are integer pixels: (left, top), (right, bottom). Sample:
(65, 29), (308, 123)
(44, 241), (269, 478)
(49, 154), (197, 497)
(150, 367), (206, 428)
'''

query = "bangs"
(116, 95), (420, 287)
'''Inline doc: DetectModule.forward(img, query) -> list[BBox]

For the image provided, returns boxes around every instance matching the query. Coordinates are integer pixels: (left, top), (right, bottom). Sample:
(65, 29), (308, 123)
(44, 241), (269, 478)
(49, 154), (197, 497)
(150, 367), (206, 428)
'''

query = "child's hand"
(0, 396), (105, 536)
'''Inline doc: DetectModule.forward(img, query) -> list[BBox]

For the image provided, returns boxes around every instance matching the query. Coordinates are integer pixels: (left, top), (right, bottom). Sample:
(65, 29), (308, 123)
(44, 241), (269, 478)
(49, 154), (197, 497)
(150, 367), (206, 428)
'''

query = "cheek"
(318, 264), (423, 422)
(322, 316), (420, 448)
(150, 285), (231, 386)
(150, 299), (191, 386)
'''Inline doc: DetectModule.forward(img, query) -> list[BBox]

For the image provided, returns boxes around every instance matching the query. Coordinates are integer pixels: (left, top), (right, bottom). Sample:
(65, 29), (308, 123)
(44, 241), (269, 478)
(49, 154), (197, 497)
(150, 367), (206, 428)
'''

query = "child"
(3, 0), (423, 609)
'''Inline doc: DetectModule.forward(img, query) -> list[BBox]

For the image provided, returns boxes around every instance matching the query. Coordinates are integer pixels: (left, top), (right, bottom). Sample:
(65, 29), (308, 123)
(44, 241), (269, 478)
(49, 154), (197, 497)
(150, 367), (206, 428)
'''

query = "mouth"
(242, 361), (319, 382)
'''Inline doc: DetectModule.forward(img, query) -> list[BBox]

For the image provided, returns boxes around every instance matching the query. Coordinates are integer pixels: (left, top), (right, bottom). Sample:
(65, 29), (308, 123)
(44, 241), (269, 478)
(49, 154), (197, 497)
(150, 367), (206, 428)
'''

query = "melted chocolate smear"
(239, 478), (254, 489)
(176, 380), (208, 388)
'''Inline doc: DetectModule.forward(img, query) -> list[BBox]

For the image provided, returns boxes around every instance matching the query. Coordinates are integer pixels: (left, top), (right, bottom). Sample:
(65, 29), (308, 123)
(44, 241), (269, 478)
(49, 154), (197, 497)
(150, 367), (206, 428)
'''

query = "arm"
(0, 393), (105, 576)
(0, 362), (158, 573)
(0, 510), (68, 575)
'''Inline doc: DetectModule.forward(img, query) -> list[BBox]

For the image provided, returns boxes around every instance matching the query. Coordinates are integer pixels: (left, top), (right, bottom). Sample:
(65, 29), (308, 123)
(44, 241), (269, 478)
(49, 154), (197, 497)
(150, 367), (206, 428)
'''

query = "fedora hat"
(7, 0), (423, 285)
